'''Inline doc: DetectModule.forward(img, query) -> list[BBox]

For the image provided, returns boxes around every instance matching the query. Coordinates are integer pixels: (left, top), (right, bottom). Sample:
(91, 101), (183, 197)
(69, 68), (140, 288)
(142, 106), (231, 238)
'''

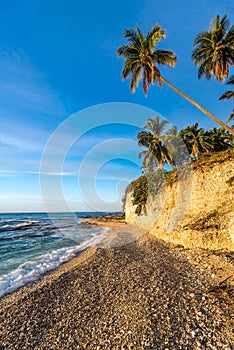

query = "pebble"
(0, 236), (233, 349)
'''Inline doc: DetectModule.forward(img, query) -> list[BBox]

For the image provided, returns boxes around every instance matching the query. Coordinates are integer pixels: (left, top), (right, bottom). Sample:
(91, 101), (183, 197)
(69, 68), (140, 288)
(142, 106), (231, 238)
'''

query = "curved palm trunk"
(161, 76), (234, 136)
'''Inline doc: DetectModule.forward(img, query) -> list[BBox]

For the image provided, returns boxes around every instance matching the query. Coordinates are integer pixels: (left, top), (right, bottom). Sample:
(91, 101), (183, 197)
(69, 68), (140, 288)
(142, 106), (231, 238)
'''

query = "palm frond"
(219, 14), (230, 32)
(197, 59), (212, 80)
(226, 75), (234, 85)
(219, 90), (234, 100)
(130, 65), (142, 92)
(153, 50), (177, 67)
(153, 66), (162, 87)
(193, 30), (211, 46)
(227, 110), (234, 124)
(123, 28), (138, 41)
(143, 115), (169, 137)
(146, 24), (165, 51)
(122, 59), (140, 79)
(138, 150), (147, 159)
(224, 24), (234, 45)
(137, 130), (153, 147)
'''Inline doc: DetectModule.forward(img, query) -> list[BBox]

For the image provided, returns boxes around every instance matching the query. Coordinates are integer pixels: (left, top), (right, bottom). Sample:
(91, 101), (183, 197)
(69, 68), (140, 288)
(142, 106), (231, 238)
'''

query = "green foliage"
(130, 170), (167, 216)
(116, 213), (126, 220)
(165, 170), (178, 184)
(179, 123), (214, 157)
(137, 115), (175, 171)
(129, 118), (234, 217)
(179, 123), (233, 157)
(131, 176), (148, 215)
(192, 14), (234, 81)
(117, 23), (234, 135)
(117, 24), (176, 95)
(129, 149), (233, 217)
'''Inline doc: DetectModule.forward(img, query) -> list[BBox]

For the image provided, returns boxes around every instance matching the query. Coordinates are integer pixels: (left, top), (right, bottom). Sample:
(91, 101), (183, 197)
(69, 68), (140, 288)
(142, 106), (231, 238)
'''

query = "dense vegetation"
(127, 119), (233, 215)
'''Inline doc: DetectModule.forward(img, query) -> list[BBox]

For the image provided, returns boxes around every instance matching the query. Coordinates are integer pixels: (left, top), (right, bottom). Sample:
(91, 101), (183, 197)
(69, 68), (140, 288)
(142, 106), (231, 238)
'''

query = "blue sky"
(0, 0), (233, 212)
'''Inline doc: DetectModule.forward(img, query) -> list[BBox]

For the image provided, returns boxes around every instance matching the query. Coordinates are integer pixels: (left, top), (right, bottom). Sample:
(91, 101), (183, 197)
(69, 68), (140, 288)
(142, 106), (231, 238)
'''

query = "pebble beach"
(0, 223), (233, 349)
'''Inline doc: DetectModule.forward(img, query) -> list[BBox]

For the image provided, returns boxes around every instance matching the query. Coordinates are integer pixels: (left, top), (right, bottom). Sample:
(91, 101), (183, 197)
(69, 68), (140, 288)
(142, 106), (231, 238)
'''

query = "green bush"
(130, 170), (168, 215)
(131, 175), (148, 215)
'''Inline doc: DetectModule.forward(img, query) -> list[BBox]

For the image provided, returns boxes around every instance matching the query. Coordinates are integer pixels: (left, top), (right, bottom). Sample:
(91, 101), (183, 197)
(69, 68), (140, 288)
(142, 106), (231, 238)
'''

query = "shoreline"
(81, 214), (126, 228)
(0, 214), (124, 300)
(0, 225), (233, 348)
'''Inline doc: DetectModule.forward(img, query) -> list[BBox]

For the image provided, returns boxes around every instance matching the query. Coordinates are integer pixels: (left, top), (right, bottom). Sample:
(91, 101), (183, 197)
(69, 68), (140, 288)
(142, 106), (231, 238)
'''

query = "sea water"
(0, 212), (112, 298)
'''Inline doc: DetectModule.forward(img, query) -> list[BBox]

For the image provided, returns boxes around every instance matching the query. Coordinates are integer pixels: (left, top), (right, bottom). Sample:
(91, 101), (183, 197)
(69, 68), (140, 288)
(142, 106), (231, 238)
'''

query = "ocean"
(0, 212), (112, 298)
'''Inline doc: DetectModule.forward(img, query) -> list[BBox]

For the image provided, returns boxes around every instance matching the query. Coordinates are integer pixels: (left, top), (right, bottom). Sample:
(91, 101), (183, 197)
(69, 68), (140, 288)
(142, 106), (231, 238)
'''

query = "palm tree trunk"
(161, 76), (234, 136)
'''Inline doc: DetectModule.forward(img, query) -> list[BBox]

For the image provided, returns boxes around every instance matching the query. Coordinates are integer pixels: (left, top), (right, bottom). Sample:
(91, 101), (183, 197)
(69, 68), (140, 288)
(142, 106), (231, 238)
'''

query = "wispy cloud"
(0, 192), (41, 201)
(0, 51), (65, 116)
(1, 130), (47, 153)
(0, 50), (68, 179)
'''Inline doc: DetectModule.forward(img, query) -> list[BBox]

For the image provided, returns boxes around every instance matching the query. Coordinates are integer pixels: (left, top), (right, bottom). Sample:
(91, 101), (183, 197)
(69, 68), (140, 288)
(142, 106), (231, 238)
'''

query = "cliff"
(124, 149), (234, 251)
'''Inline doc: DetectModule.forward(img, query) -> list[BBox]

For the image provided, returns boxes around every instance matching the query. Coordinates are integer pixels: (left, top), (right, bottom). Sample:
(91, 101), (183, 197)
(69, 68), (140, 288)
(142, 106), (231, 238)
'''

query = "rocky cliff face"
(124, 150), (234, 250)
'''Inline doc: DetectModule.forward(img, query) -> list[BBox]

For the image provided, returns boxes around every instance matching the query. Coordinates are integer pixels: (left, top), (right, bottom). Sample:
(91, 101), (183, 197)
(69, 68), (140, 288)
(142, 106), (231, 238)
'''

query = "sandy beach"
(0, 222), (233, 349)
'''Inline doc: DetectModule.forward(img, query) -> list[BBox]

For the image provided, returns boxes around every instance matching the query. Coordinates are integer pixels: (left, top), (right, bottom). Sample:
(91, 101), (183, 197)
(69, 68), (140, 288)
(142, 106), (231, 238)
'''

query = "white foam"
(1, 223), (29, 230)
(0, 229), (108, 298)
(0, 218), (17, 223)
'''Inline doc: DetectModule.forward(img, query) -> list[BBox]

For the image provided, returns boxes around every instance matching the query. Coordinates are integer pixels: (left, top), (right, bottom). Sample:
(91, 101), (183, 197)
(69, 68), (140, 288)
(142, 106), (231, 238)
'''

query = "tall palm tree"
(192, 15), (234, 82)
(219, 75), (234, 125)
(137, 115), (175, 170)
(117, 24), (234, 136)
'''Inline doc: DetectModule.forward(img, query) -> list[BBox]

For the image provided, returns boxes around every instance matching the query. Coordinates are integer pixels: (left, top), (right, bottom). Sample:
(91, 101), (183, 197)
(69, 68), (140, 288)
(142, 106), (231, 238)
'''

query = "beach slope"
(0, 232), (233, 349)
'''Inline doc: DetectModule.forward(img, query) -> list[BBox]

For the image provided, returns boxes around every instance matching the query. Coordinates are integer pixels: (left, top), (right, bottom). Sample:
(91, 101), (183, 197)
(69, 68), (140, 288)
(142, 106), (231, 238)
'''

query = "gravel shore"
(0, 229), (233, 349)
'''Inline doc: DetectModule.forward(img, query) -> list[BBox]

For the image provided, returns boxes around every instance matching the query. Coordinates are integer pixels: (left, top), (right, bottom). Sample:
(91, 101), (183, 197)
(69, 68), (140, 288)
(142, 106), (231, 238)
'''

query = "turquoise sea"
(0, 212), (112, 298)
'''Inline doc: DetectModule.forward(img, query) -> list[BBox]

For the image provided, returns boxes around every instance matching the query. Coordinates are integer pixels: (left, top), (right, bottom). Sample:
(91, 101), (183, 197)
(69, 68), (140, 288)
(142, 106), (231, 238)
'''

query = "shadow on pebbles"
(0, 232), (233, 349)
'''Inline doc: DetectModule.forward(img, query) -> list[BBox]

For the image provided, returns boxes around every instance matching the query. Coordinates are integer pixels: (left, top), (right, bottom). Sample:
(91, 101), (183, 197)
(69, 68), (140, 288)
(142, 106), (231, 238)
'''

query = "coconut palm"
(138, 148), (158, 172)
(219, 75), (234, 125)
(192, 15), (234, 82)
(137, 115), (175, 170)
(180, 123), (214, 158)
(161, 126), (190, 164)
(117, 24), (234, 136)
(205, 127), (233, 151)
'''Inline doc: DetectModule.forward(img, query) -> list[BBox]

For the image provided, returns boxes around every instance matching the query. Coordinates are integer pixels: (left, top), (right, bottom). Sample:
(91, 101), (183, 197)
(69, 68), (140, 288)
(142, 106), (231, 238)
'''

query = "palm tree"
(117, 24), (234, 136)
(180, 123), (214, 158)
(161, 125), (190, 164)
(137, 115), (175, 170)
(138, 147), (158, 172)
(205, 127), (233, 151)
(192, 15), (234, 82)
(219, 75), (234, 125)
